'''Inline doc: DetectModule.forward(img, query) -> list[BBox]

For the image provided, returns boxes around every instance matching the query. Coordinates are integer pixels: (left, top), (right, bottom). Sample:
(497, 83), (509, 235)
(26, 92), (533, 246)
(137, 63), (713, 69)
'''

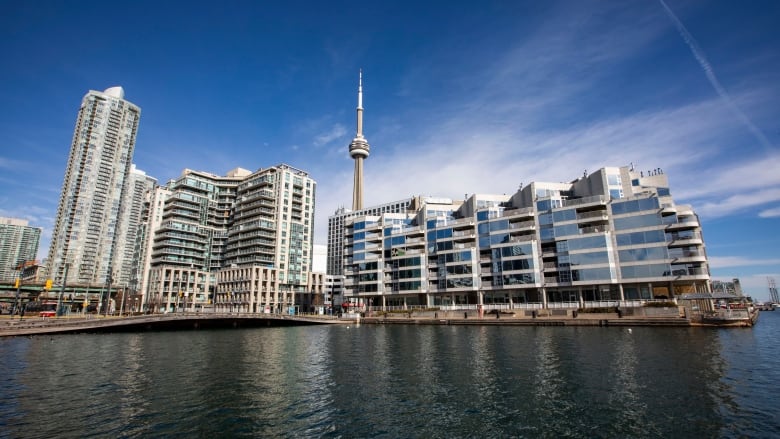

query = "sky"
(1, 0), (778, 300)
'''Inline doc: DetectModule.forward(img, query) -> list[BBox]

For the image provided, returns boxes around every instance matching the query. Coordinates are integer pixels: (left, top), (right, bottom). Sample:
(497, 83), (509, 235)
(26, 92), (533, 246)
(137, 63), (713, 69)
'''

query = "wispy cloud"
(312, 1), (777, 243)
(709, 256), (780, 269)
(659, 0), (774, 152)
(313, 123), (347, 147)
(759, 207), (780, 218)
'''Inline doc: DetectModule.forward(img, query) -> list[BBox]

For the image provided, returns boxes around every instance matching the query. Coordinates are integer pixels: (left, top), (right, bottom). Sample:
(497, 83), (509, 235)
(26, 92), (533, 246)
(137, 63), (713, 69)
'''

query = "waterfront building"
(115, 165), (156, 289)
(215, 164), (316, 313)
(47, 86), (141, 286)
(348, 70), (370, 211)
(327, 198), (413, 276)
(304, 271), (325, 313)
(0, 217), (42, 281)
(711, 278), (744, 297)
(145, 167), (249, 312)
(340, 166), (710, 309)
(133, 185), (170, 309)
(324, 274), (345, 311)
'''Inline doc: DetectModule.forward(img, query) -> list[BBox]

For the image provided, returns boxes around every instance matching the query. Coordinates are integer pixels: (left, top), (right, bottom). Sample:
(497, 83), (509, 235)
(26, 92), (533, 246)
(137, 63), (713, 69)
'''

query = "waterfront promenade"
(1, 306), (759, 337)
(0, 312), (348, 337)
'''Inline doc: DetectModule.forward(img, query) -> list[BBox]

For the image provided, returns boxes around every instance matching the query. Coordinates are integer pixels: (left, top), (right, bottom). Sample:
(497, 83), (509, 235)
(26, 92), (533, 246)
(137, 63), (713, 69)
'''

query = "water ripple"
(2, 316), (780, 437)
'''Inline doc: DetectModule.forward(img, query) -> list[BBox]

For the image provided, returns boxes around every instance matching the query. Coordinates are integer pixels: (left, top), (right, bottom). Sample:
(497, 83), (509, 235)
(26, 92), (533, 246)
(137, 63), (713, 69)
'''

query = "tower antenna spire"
(349, 69), (370, 211)
(358, 69), (363, 111)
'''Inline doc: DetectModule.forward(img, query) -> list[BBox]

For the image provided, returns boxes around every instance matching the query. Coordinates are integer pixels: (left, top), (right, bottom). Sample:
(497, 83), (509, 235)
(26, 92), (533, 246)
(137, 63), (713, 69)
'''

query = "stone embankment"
(361, 310), (690, 327)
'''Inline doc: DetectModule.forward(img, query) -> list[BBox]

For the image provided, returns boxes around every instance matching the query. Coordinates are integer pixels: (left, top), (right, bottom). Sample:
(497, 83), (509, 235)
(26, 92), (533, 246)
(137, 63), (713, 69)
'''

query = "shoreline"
(0, 309), (760, 337)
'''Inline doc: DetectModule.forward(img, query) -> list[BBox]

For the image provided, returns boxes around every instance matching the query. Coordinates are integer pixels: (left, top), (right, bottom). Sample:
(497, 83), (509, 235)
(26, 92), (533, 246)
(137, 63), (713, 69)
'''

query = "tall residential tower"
(348, 70), (370, 211)
(47, 86), (141, 285)
(0, 217), (42, 280)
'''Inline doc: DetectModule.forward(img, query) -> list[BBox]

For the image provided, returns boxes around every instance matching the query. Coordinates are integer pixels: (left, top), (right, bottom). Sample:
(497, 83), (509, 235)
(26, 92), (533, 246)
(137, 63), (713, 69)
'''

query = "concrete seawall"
(1, 308), (759, 337)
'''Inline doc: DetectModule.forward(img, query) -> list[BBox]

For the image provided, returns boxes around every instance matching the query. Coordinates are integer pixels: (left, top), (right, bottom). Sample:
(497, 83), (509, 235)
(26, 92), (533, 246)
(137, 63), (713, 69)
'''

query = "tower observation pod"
(349, 70), (370, 211)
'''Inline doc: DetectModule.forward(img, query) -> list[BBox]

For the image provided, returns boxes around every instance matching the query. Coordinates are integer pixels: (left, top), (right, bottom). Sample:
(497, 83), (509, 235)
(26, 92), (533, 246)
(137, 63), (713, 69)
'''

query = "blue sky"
(1, 0), (778, 299)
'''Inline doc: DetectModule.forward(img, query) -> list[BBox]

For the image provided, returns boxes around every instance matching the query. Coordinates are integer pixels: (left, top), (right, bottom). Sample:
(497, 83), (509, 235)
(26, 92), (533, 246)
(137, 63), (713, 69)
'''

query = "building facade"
(340, 166), (710, 310)
(327, 198), (413, 276)
(0, 217), (42, 281)
(115, 165), (156, 289)
(133, 185), (170, 309)
(140, 164), (318, 313)
(144, 168), (249, 312)
(215, 164), (317, 313)
(47, 86), (141, 286)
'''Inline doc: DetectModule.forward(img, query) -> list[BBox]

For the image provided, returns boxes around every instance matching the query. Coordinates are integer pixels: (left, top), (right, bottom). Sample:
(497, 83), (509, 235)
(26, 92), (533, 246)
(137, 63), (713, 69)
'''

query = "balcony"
(576, 210), (609, 222)
(665, 218), (700, 231)
(563, 195), (607, 208)
(508, 220), (535, 231)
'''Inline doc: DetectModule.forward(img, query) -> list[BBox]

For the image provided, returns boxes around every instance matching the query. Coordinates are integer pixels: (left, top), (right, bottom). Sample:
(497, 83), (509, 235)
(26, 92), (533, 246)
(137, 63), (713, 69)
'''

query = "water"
(2, 314), (780, 438)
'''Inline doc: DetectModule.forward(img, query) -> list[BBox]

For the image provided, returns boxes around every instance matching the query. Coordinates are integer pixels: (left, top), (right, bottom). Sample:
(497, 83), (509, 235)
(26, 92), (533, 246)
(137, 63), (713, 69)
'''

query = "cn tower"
(348, 70), (370, 211)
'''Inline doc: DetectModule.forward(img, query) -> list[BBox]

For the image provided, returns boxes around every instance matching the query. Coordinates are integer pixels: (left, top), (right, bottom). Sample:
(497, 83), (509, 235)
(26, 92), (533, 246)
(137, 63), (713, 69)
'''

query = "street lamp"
(56, 263), (70, 316)
(119, 284), (127, 317)
(103, 271), (113, 317)
(13, 259), (25, 319)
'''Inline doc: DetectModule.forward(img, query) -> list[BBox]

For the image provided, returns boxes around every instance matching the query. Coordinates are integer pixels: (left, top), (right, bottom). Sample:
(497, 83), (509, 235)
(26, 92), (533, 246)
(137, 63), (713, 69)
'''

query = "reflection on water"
(2, 315), (780, 438)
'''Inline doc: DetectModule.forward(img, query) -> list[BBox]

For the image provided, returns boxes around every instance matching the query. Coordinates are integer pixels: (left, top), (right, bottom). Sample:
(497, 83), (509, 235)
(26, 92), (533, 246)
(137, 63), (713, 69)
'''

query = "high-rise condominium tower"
(142, 164), (317, 313)
(48, 86), (141, 285)
(348, 70), (370, 211)
(0, 217), (42, 280)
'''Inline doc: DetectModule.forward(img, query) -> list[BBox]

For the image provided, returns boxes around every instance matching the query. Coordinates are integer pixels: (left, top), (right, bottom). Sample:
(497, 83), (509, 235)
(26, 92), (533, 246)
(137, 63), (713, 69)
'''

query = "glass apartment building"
(340, 166), (710, 309)
(142, 164), (317, 313)
(144, 167), (249, 312)
(47, 87), (141, 286)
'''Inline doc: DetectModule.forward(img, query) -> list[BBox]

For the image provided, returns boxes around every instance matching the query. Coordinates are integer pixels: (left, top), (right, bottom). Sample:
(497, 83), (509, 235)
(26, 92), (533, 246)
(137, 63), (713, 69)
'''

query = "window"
(619, 247), (668, 262)
(616, 230), (666, 246)
(614, 213), (662, 230)
(567, 235), (608, 251)
(620, 263), (671, 279)
(552, 209), (576, 222)
(612, 197), (659, 215)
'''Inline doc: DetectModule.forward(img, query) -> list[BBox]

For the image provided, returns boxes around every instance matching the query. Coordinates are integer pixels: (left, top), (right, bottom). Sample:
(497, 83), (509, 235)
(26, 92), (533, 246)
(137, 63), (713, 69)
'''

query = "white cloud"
(313, 124), (347, 147)
(759, 207), (780, 218)
(310, 0), (778, 245)
(659, 0), (774, 153)
(709, 256), (780, 269)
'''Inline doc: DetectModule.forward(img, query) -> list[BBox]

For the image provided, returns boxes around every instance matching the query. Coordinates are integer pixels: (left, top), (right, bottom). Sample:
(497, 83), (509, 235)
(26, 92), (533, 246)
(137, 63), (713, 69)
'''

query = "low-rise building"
(340, 166), (710, 310)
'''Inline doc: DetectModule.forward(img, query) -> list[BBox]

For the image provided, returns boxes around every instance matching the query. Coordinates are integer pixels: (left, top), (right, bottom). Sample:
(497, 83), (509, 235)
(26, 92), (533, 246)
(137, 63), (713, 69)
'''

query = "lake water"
(2, 313), (780, 438)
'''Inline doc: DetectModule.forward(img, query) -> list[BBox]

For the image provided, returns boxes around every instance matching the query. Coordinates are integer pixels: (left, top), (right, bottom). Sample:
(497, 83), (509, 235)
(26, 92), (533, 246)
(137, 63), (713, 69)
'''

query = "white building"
(140, 164), (318, 313)
(47, 86), (141, 286)
(340, 166), (710, 310)
(115, 165), (156, 288)
(0, 217), (41, 281)
(215, 164), (317, 313)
